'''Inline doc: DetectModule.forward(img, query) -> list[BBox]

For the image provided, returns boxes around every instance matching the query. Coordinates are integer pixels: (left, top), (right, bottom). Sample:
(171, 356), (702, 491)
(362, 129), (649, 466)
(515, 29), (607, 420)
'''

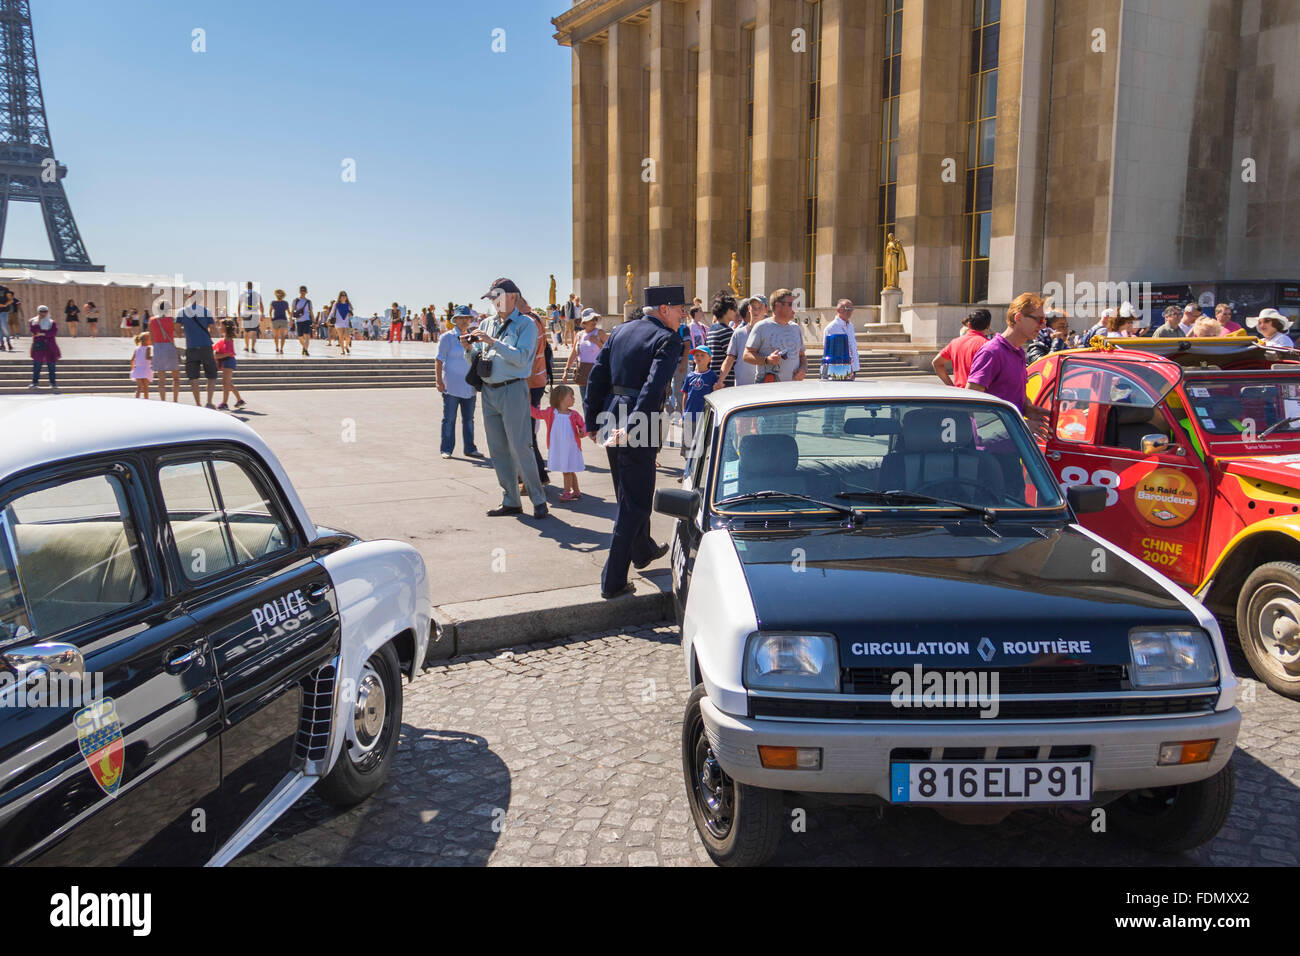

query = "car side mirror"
(655, 488), (701, 520)
(1067, 484), (1109, 515)
(1140, 434), (1171, 455)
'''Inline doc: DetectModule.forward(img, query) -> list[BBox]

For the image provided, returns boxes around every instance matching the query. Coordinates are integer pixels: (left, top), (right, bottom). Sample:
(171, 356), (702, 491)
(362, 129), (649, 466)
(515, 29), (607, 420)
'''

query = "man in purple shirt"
(966, 291), (1049, 437)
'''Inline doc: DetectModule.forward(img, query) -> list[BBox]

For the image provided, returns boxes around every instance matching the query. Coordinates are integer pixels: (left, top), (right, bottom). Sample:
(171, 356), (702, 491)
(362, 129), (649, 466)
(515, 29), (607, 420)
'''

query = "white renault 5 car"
(0, 397), (430, 865)
(656, 382), (1240, 866)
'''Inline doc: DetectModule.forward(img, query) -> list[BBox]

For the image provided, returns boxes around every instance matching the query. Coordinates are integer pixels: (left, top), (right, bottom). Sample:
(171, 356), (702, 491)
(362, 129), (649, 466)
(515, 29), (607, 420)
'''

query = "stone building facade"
(553, 0), (1300, 340)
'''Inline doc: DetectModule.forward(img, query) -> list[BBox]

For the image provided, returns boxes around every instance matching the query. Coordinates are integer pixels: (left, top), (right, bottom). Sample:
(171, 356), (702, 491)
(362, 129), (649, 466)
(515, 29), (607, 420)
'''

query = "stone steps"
(2, 348), (932, 395)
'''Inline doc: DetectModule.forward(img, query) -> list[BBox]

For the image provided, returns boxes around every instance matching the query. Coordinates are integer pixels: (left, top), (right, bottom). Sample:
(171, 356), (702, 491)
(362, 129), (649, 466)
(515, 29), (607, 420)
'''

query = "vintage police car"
(1028, 337), (1300, 699)
(656, 381), (1240, 866)
(0, 397), (430, 865)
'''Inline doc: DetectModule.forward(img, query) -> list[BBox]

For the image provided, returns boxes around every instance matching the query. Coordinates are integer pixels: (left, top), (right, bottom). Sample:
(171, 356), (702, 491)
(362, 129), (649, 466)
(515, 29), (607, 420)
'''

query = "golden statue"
(883, 233), (908, 291)
(625, 264), (634, 305)
(730, 252), (742, 296)
(548, 274), (557, 307)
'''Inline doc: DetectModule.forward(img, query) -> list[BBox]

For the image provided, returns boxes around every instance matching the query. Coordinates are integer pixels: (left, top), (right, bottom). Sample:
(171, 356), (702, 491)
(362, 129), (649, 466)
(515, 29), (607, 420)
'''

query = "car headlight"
(1128, 628), (1218, 688)
(744, 633), (840, 692)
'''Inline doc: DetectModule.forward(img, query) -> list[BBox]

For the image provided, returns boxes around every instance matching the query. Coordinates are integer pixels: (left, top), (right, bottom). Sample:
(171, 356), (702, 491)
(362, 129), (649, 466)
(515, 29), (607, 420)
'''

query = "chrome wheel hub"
(349, 663), (386, 755)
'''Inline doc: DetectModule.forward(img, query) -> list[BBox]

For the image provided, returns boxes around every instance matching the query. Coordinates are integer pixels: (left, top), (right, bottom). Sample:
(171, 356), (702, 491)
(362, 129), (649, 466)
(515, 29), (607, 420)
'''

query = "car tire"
(1108, 763), (1234, 853)
(681, 684), (784, 866)
(318, 641), (403, 808)
(1236, 561), (1300, 700)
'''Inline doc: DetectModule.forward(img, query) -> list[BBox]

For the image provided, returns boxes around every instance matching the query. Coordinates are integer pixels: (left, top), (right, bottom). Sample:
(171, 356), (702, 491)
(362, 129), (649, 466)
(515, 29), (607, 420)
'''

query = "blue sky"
(9, 0), (573, 314)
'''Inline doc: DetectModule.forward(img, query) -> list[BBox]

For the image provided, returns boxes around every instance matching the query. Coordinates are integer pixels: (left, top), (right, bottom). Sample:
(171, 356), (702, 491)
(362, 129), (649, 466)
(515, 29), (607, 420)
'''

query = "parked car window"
(0, 521), (33, 646)
(3, 473), (147, 637)
(1180, 376), (1300, 440)
(1054, 364), (1176, 452)
(209, 459), (291, 563)
(159, 458), (290, 582)
(714, 400), (1062, 512)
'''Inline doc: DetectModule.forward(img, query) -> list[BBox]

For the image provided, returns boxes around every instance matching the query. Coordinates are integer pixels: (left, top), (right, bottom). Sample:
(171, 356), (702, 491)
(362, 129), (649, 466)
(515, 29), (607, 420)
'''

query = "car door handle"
(307, 584), (331, 603)
(2, 642), (85, 685)
(165, 646), (201, 673)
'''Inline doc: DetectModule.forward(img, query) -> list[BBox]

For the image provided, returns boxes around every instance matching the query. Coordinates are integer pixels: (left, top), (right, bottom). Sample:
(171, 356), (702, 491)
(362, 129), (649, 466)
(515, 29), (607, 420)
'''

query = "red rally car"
(1028, 336), (1300, 699)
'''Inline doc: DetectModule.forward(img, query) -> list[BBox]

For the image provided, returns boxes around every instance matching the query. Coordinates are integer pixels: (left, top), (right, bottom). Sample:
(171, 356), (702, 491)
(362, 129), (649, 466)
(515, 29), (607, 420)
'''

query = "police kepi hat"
(644, 285), (686, 308)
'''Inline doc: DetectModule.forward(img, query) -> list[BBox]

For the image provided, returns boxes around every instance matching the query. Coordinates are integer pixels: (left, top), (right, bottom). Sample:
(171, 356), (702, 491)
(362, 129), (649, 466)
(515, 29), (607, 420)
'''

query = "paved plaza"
(234, 624), (1298, 867)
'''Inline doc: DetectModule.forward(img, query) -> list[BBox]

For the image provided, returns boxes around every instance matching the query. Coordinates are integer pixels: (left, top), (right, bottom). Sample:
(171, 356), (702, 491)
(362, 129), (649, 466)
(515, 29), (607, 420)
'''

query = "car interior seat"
(878, 407), (1006, 500)
(736, 433), (809, 497)
(1106, 404), (1172, 451)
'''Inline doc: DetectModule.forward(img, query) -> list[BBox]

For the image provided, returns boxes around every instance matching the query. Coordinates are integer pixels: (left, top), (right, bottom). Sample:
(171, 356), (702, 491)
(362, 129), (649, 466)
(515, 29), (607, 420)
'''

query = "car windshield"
(1179, 374), (1300, 442)
(712, 400), (1065, 513)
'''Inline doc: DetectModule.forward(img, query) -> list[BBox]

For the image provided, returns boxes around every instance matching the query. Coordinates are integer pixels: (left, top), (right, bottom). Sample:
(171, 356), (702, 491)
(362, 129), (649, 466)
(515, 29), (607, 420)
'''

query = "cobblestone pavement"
(235, 623), (1299, 867)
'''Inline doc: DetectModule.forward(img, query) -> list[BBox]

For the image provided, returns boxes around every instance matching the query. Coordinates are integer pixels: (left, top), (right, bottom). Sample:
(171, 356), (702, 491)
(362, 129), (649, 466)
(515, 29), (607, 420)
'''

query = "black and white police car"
(0, 397), (430, 865)
(656, 381), (1241, 866)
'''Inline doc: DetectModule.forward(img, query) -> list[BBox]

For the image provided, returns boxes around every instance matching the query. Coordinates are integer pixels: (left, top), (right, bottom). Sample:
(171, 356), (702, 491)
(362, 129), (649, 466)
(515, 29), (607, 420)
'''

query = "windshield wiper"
(836, 489), (997, 523)
(1258, 416), (1300, 439)
(715, 490), (861, 520)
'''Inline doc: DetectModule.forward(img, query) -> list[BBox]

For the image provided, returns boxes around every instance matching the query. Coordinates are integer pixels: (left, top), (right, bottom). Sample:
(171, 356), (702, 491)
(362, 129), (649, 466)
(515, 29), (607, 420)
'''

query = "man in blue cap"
(586, 284), (686, 598)
(436, 305), (482, 459)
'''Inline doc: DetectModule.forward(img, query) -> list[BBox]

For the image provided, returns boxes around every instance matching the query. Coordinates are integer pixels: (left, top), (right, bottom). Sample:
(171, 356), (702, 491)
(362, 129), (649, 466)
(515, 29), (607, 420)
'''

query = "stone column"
(894, 0), (966, 305)
(606, 19), (647, 312)
(750, 0), (806, 298)
(695, 0), (744, 301)
(648, 1), (690, 292)
(573, 40), (607, 314)
(988, 0), (1051, 304)
(815, 0), (871, 309)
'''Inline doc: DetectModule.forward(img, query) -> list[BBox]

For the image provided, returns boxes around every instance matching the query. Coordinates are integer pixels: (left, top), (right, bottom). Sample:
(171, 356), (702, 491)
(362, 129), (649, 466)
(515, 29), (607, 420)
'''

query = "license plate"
(890, 762), (1092, 803)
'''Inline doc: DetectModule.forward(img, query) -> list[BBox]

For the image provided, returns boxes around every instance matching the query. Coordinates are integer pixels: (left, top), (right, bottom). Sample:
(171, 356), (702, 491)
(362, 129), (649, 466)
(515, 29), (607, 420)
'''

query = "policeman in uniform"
(585, 285), (686, 599)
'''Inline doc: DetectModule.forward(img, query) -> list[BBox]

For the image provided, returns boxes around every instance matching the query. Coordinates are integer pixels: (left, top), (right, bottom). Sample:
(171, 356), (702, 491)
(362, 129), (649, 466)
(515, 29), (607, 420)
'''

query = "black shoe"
(532, 504), (549, 519)
(487, 505), (523, 517)
(466, 449), (483, 458)
(633, 541), (670, 570)
(600, 583), (635, 600)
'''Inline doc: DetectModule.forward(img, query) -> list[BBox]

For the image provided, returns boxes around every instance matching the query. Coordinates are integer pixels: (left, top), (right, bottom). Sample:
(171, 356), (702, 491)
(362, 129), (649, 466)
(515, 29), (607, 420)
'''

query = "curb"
(427, 570), (674, 661)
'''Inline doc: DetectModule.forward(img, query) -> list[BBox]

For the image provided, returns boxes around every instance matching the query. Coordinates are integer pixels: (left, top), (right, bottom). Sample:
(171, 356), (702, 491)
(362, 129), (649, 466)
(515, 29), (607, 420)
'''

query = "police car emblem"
(75, 697), (124, 797)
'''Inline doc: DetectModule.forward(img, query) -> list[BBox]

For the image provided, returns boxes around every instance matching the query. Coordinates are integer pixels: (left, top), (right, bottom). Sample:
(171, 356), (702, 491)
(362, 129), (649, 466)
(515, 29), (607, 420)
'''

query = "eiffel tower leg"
(0, 175), (10, 259)
(39, 180), (91, 267)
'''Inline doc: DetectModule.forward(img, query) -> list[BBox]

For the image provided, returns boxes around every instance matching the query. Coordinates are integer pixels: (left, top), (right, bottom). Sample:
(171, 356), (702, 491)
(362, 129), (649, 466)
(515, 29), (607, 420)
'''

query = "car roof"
(0, 397), (316, 536)
(704, 379), (1017, 415)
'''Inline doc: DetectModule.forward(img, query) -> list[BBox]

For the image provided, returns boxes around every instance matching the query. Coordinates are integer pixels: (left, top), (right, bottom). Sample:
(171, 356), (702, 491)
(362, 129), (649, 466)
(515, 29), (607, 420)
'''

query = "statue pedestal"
(623, 302), (637, 322)
(880, 287), (902, 326)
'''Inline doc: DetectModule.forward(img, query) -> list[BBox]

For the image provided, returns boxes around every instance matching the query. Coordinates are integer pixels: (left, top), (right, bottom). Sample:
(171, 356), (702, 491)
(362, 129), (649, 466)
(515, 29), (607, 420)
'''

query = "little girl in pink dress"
(530, 385), (586, 501)
(130, 332), (152, 398)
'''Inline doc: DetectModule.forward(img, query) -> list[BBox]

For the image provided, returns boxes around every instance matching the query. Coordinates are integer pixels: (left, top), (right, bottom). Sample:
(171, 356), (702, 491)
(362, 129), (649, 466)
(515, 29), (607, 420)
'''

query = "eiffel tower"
(0, 0), (101, 270)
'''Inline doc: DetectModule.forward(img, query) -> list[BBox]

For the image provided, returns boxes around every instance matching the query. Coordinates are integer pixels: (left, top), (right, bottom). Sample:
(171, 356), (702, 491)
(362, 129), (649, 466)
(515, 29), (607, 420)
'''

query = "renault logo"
(977, 637), (996, 662)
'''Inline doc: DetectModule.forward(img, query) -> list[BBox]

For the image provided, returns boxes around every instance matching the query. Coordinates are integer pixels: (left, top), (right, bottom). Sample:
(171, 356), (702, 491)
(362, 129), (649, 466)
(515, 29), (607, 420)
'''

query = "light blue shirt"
(465, 308), (537, 383)
(437, 329), (476, 399)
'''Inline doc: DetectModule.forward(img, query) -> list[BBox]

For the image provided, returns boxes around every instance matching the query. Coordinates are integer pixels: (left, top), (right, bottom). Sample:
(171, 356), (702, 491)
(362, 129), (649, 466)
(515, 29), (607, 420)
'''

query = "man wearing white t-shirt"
(238, 281), (264, 353)
(821, 299), (860, 378)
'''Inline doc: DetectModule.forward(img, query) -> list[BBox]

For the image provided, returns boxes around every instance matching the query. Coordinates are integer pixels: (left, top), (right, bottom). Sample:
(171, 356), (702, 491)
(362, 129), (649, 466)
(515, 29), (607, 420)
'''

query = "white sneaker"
(441, 452), (451, 459)
(27, 383), (40, 389)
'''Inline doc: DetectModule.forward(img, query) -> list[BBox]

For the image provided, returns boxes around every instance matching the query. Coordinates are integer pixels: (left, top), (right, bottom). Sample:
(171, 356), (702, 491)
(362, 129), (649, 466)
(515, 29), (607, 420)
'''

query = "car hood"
(1218, 454), (1300, 489)
(731, 521), (1196, 669)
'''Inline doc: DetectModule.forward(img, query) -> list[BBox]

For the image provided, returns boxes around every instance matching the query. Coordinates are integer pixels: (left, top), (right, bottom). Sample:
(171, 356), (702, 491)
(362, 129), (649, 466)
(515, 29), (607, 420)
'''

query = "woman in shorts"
(149, 306), (181, 402)
(291, 286), (313, 356)
(64, 299), (80, 338)
(84, 301), (99, 337)
(329, 291), (354, 355)
(269, 289), (291, 354)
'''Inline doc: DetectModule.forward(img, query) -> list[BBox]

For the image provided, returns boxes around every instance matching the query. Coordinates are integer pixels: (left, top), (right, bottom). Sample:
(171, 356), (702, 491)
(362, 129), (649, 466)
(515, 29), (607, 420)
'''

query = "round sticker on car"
(1135, 468), (1198, 527)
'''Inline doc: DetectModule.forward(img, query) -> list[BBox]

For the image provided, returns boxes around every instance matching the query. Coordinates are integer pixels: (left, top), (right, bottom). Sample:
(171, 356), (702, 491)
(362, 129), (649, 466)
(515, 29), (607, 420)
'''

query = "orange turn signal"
(758, 746), (821, 770)
(1157, 739), (1217, 765)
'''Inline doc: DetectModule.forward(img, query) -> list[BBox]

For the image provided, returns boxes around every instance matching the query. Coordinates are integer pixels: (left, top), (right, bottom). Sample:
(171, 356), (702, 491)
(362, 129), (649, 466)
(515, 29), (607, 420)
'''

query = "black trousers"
(529, 385), (549, 482)
(602, 444), (658, 593)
